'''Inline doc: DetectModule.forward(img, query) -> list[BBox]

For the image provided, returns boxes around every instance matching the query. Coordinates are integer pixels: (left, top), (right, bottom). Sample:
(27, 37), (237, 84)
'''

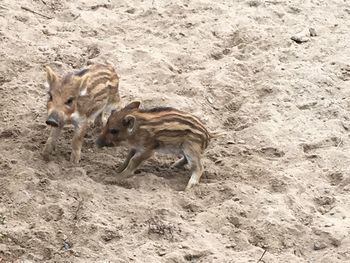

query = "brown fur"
(43, 62), (120, 163)
(96, 101), (220, 190)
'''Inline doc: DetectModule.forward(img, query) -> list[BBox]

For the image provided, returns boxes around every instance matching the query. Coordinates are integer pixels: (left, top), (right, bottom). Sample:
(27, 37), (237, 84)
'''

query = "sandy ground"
(1, 0), (350, 262)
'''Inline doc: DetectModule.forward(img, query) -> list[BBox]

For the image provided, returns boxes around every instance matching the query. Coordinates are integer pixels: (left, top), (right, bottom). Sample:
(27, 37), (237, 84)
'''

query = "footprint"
(225, 99), (242, 112)
(40, 204), (64, 222)
(339, 65), (350, 81)
(100, 229), (122, 243)
(313, 195), (336, 214)
(302, 136), (342, 153)
(326, 171), (343, 186)
(178, 198), (204, 214)
(0, 127), (21, 138)
(269, 178), (287, 192)
(259, 147), (285, 158)
(104, 177), (140, 190)
(224, 116), (251, 131)
(184, 250), (213, 261)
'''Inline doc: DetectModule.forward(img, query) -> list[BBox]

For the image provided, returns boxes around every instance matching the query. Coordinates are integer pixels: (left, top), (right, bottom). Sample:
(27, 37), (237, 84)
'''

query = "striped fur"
(96, 101), (218, 190)
(43, 62), (120, 163)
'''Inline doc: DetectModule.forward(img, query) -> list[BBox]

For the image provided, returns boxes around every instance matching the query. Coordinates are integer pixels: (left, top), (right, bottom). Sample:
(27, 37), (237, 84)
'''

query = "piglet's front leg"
(116, 149), (136, 173)
(70, 122), (88, 164)
(103, 148), (154, 184)
(43, 127), (62, 160)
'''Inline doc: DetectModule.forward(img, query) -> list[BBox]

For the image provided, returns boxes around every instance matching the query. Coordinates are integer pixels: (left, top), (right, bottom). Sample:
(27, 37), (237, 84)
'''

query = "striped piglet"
(96, 101), (222, 190)
(43, 62), (120, 163)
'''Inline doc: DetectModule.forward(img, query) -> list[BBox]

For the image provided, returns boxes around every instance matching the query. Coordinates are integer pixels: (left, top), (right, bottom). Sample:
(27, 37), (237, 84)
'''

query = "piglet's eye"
(48, 93), (53, 101)
(65, 97), (74, 106)
(109, 128), (119, 135)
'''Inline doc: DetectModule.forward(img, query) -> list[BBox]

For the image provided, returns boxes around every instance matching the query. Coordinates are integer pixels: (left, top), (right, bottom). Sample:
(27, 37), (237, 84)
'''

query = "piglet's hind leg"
(171, 155), (188, 169)
(183, 146), (203, 190)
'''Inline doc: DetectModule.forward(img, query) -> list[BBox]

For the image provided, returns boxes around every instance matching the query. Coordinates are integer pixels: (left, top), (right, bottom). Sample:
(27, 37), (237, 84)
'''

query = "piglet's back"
(76, 63), (120, 116)
(134, 108), (211, 150)
(76, 64), (118, 97)
(80, 63), (119, 96)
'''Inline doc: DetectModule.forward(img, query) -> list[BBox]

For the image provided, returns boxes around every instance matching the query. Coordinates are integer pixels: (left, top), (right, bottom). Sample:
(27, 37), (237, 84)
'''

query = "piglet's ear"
(123, 115), (136, 134)
(45, 66), (58, 86)
(124, 101), (141, 111)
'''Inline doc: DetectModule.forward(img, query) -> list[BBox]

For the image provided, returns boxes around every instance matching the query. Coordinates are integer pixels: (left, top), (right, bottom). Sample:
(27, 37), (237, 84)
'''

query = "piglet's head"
(96, 101), (141, 148)
(45, 66), (88, 128)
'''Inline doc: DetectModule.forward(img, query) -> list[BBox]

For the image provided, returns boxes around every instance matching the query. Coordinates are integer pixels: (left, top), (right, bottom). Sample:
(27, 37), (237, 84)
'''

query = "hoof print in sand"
(259, 147), (285, 158)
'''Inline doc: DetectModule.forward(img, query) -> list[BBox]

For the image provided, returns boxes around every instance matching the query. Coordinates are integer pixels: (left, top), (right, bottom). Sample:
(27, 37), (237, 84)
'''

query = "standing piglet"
(43, 62), (120, 163)
(96, 101), (222, 190)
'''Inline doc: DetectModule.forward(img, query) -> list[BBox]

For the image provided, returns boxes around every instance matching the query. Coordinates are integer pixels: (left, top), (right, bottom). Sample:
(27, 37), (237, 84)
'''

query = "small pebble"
(126, 8), (136, 14)
(313, 242), (327, 250)
(291, 28), (311, 43)
(309, 28), (317, 37)
(157, 249), (166, 256)
(225, 243), (236, 249)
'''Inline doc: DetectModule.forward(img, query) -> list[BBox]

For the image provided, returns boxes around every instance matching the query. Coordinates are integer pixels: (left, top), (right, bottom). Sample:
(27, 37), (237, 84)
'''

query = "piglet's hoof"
(42, 149), (54, 162)
(42, 143), (55, 157)
(42, 151), (50, 160)
(70, 152), (80, 164)
(103, 176), (118, 185)
(185, 180), (199, 191)
(115, 171), (132, 179)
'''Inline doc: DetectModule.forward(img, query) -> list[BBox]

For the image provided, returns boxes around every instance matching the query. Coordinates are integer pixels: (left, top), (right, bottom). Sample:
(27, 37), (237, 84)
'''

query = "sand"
(0, 0), (350, 262)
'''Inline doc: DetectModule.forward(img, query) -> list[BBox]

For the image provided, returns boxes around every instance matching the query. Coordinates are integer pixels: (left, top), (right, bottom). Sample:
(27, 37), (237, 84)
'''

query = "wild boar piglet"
(96, 101), (222, 190)
(43, 62), (120, 163)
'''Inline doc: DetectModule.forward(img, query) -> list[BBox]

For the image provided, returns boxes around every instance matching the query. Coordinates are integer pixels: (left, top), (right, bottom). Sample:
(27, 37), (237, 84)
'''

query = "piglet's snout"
(96, 136), (115, 148)
(46, 112), (60, 127)
(96, 136), (107, 148)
